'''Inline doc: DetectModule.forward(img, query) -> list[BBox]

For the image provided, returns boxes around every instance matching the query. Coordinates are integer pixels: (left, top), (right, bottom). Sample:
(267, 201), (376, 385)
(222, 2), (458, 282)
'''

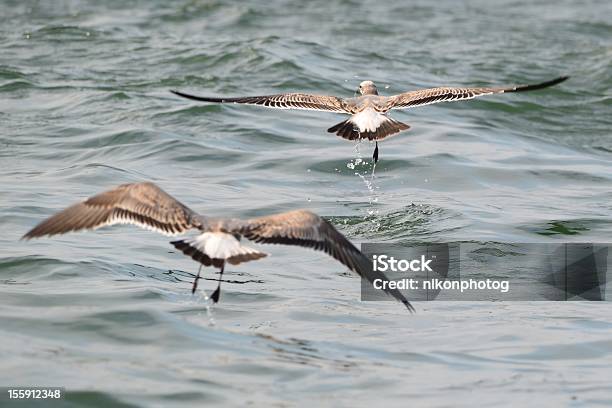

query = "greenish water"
(1, 0), (612, 406)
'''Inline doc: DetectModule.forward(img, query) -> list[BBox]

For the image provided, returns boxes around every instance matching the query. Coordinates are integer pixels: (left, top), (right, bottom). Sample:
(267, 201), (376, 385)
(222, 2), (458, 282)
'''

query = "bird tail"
(327, 117), (410, 141)
(171, 233), (267, 268)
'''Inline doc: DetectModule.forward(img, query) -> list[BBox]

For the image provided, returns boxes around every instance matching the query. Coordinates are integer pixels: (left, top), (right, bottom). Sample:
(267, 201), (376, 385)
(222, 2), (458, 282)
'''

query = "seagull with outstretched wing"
(22, 182), (414, 311)
(172, 76), (568, 163)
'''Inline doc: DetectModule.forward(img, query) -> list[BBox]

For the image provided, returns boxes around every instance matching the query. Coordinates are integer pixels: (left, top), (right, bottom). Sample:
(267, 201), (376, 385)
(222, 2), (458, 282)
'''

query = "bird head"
(358, 80), (378, 95)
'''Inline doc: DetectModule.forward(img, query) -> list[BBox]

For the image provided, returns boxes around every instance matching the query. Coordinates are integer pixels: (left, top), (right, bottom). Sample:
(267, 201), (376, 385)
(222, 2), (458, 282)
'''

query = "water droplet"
(306, 168), (311, 173)
(307, 198), (311, 202)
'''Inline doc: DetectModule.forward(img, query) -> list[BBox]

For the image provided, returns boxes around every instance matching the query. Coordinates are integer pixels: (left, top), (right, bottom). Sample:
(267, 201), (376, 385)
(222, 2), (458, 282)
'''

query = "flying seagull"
(22, 182), (413, 311)
(171, 76), (568, 163)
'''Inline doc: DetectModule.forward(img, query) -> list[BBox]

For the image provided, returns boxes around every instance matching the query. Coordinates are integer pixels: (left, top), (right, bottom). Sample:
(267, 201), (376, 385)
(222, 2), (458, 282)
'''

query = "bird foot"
(210, 287), (221, 303)
(191, 267), (202, 294)
(373, 142), (379, 163)
(191, 277), (200, 294)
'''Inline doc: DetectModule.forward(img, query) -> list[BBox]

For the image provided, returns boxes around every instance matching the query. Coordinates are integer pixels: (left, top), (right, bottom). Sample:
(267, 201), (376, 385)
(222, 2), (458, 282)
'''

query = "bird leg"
(373, 141), (379, 164)
(210, 262), (225, 303)
(191, 265), (202, 294)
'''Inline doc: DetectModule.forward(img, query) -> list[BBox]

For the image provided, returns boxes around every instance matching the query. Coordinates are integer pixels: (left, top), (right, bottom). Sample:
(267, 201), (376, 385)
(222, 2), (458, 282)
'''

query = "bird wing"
(22, 182), (204, 239)
(386, 76), (568, 110)
(235, 209), (414, 311)
(171, 90), (349, 113)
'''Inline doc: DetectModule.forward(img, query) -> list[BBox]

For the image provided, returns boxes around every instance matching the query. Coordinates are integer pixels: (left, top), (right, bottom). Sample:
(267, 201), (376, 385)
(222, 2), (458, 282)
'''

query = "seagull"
(22, 182), (413, 311)
(171, 76), (568, 163)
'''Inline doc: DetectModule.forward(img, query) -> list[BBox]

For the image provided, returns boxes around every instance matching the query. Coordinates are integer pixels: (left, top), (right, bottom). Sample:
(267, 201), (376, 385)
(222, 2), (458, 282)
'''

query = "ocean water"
(1, 0), (612, 406)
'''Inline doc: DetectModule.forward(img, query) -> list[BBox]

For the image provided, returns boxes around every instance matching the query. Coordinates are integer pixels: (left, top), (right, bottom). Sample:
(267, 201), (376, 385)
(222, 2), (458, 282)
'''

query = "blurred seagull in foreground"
(172, 76), (568, 163)
(22, 182), (414, 311)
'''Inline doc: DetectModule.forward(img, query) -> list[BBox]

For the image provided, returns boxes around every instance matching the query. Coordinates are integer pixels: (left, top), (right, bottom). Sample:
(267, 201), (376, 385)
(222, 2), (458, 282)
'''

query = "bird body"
(352, 107), (386, 134)
(175, 232), (267, 268)
(23, 182), (414, 310)
(171, 76), (568, 162)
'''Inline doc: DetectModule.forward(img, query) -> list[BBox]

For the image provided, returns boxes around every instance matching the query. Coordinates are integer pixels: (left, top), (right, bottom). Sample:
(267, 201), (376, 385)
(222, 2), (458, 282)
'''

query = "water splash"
(347, 141), (381, 230)
(194, 287), (216, 327)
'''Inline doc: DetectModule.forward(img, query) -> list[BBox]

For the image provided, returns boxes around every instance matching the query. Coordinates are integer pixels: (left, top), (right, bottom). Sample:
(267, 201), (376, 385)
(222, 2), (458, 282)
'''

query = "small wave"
(520, 220), (592, 237)
(0, 65), (28, 81)
(29, 25), (99, 42)
(0, 256), (98, 282)
(0, 80), (34, 92)
(328, 204), (465, 241)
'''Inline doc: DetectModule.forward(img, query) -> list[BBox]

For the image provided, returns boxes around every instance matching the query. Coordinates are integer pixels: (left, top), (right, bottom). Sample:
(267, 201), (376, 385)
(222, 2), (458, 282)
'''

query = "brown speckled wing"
(22, 182), (204, 239)
(387, 76), (568, 110)
(171, 90), (348, 112)
(237, 210), (414, 311)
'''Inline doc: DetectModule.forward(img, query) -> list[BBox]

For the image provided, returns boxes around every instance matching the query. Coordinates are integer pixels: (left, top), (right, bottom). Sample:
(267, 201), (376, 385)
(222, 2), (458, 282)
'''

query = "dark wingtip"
(170, 89), (192, 99)
(170, 89), (220, 103)
(512, 75), (570, 92)
(21, 227), (44, 241)
(544, 75), (570, 87)
(404, 301), (416, 313)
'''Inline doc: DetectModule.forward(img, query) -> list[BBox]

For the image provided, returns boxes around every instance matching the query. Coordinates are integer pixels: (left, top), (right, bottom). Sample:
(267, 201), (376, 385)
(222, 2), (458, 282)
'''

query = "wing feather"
(22, 182), (204, 239)
(171, 90), (348, 113)
(387, 76), (568, 110)
(236, 210), (414, 311)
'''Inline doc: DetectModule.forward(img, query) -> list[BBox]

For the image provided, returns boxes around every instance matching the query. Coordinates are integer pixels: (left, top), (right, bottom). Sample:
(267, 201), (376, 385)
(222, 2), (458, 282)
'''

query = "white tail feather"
(189, 232), (267, 264)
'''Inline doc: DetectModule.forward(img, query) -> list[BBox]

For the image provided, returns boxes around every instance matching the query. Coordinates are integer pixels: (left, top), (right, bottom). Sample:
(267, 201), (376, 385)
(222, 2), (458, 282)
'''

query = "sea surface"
(1, 0), (612, 406)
